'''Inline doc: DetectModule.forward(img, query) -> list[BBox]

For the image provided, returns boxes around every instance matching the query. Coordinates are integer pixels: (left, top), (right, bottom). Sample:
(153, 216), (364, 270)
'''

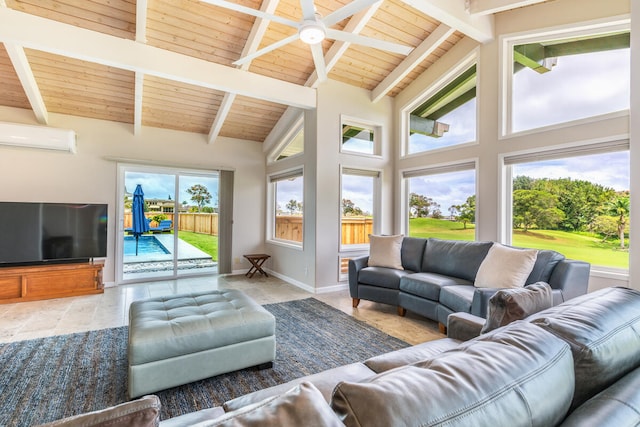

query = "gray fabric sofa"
(349, 237), (590, 330)
(42, 287), (640, 426)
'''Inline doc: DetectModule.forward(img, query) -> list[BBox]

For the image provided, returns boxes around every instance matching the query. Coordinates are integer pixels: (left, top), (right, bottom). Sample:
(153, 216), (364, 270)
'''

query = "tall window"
(403, 163), (476, 240)
(340, 168), (380, 249)
(504, 143), (629, 270)
(507, 28), (630, 134)
(406, 64), (477, 155)
(270, 169), (304, 245)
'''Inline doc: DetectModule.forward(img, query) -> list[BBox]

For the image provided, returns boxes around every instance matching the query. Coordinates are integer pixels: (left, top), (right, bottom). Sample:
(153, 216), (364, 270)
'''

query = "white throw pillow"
(475, 243), (538, 289)
(368, 235), (404, 270)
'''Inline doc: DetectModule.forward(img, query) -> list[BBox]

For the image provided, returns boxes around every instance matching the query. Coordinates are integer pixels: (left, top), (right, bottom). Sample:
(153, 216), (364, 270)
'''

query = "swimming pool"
(124, 235), (170, 256)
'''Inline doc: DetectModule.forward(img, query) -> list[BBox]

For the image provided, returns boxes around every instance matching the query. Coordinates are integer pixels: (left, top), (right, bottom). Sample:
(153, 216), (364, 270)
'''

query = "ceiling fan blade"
(200, 0), (299, 28)
(326, 29), (413, 55)
(310, 43), (328, 82)
(323, 0), (380, 27)
(233, 34), (300, 66)
(299, 0), (317, 20)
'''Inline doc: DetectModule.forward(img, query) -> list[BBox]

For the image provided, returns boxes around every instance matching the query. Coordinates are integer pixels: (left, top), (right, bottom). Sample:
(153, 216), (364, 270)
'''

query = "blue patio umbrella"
(132, 184), (150, 256)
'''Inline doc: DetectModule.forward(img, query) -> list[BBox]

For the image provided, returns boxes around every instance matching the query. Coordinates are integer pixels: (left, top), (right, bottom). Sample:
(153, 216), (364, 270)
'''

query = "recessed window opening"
(270, 169), (304, 245)
(403, 162), (476, 240)
(505, 142), (629, 270)
(340, 168), (380, 249)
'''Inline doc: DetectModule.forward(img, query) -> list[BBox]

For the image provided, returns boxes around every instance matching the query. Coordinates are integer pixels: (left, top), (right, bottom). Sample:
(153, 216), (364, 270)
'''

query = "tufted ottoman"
(127, 289), (276, 398)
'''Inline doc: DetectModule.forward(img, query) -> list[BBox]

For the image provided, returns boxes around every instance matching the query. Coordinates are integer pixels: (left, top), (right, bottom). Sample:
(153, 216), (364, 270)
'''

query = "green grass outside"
(409, 218), (629, 269)
(179, 231), (218, 261)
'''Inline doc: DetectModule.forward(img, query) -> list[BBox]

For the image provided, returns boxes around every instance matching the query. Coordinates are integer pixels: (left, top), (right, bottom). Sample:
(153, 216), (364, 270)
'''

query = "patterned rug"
(0, 298), (409, 426)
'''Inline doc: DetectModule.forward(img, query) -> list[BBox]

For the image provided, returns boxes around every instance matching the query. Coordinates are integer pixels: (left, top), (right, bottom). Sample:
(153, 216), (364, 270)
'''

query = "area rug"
(0, 298), (409, 426)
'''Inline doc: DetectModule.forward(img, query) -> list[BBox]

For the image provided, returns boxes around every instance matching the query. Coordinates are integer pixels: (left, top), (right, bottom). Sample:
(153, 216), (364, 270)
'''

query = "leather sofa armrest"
(447, 312), (485, 341)
(548, 259), (591, 302)
(349, 256), (369, 298)
(470, 287), (500, 318)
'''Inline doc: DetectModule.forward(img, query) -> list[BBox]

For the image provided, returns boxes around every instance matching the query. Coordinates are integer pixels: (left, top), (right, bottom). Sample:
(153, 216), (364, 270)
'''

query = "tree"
(286, 199), (302, 214)
(448, 205), (459, 220)
(513, 189), (564, 231)
(409, 193), (435, 218)
(458, 195), (476, 229)
(342, 199), (363, 216)
(606, 196), (630, 249)
(592, 215), (619, 243)
(186, 184), (212, 212)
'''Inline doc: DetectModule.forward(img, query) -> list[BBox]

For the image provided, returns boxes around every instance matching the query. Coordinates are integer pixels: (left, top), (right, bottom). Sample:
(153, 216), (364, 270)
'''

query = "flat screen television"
(0, 202), (108, 266)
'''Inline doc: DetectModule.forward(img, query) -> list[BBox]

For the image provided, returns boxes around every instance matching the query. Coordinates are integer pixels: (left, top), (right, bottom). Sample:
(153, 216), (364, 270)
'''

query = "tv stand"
(0, 261), (104, 304)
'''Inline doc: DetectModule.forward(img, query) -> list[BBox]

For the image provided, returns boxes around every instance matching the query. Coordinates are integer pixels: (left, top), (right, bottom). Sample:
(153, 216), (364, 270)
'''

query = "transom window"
(506, 27), (630, 134)
(406, 64), (477, 155)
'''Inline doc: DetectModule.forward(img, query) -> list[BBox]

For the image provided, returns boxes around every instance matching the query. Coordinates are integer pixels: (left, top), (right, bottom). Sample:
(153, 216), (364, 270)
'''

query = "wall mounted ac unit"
(0, 122), (77, 153)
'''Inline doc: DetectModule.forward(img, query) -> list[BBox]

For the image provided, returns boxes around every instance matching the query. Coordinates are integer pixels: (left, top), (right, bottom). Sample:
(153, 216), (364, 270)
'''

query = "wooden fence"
(124, 212), (219, 236)
(274, 215), (373, 245)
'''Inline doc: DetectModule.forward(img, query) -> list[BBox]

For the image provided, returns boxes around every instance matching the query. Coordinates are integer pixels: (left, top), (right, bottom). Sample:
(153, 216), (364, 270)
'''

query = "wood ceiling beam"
(1, 0), (48, 124)
(467, 0), (549, 16)
(208, 0), (281, 144)
(134, 0), (148, 135)
(0, 8), (316, 111)
(400, 0), (494, 43)
(371, 23), (455, 103)
(4, 43), (49, 124)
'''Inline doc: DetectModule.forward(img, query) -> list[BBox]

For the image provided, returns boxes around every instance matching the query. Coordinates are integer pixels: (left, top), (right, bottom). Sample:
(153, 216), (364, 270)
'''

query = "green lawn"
(409, 218), (628, 269)
(179, 231), (218, 261)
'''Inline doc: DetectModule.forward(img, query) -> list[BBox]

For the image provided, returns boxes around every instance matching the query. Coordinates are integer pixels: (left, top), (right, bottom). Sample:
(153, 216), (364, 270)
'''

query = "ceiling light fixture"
(299, 19), (326, 44)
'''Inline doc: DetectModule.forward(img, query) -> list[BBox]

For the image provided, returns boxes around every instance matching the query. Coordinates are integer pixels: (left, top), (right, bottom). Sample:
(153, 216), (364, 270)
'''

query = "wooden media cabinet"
(0, 261), (104, 304)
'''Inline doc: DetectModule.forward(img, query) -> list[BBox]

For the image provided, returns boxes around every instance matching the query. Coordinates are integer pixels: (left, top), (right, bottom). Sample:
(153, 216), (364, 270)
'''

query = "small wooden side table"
(244, 254), (271, 278)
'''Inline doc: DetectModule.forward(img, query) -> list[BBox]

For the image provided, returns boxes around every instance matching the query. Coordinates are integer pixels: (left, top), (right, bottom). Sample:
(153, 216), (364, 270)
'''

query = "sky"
(125, 172), (219, 208)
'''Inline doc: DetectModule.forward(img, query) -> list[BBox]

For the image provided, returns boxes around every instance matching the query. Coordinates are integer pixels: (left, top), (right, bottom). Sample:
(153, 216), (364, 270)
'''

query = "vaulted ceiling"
(0, 0), (550, 144)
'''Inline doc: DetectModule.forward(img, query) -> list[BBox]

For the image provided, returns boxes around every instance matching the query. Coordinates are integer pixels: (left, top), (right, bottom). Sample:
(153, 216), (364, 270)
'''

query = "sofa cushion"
(526, 249), (564, 284)
(422, 239), (493, 282)
(364, 338), (461, 373)
(357, 266), (411, 290)
(481, 282), (553, 334)
(399, 272), (472, 301)
(475, 243), (538, 289)
(331, 322), (574, 427)
(400, 237), (427, 272)
(528, 287), (640, 410)
(560, 366), (640, 427)
(39, 395), (161, 427)
(199, 382), (343, 427)
(367, 234), (404, 270)
(438, 285), (475, 313)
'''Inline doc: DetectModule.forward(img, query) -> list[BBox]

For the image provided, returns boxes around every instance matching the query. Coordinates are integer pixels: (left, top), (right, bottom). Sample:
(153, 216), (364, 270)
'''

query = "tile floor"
(0, 274), (444, 345)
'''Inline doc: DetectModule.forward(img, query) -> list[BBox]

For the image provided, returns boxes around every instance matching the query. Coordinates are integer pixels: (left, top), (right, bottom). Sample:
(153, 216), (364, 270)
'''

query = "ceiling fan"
(201, 0), (414, 81)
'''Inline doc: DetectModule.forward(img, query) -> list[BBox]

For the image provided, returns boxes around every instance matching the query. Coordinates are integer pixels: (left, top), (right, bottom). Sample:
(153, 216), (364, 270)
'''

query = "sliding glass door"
(117, 164), (225, 283)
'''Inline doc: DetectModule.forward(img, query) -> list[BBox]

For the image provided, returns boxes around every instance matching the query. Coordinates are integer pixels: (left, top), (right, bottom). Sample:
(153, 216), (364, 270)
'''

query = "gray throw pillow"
(38, 395), (160, 427)
(481, 282), (553, 334)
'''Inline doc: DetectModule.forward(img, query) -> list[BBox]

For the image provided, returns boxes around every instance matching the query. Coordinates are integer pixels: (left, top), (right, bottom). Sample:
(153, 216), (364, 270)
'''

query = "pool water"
(124, 236), (170, 256)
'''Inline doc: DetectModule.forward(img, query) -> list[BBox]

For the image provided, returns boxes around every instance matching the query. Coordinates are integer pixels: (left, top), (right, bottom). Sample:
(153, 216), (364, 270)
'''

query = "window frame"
(401, 160), (479, 240)
(339, 166), (382, 252)
(498, 138), (630, 273)
(499, 18), (630, 139)
(267, 167), (305, 249)
(339, 115), (382, 158)
(400, 53), (479, 158)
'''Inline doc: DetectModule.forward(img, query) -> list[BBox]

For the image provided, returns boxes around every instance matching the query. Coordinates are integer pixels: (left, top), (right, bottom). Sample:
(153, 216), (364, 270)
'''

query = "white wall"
(394, 0), (632, 291)
(0, 106), (266, 284)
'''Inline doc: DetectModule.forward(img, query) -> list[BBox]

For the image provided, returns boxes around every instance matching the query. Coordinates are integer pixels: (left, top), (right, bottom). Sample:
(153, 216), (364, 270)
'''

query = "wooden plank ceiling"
(0, 0), (549, 143)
